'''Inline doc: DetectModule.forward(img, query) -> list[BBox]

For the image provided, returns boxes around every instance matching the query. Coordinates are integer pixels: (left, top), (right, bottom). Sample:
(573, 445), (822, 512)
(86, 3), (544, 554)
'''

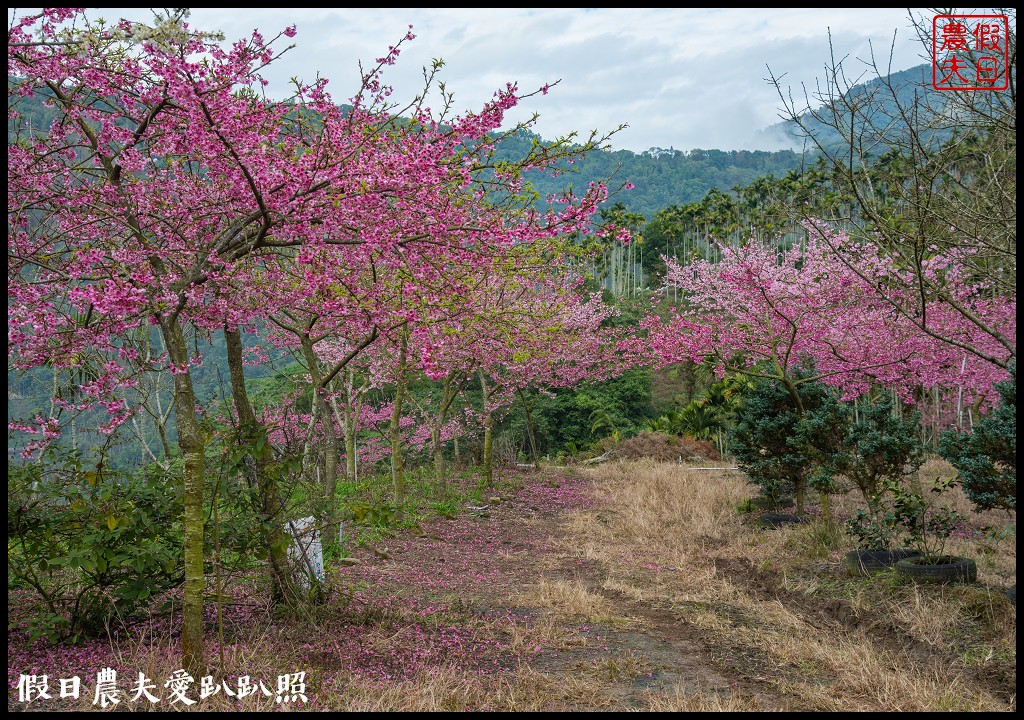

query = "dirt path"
(506, 480), (796, 710)
(9, 463), (1012, 712)
(335, 465), (1015, 711)
(339, 470), (789, 710)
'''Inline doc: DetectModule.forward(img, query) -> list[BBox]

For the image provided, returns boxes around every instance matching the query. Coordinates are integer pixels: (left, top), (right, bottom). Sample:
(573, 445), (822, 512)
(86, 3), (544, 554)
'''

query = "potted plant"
(890, 476), (977, 584)
(843, 504), (919, 576)
(827, 394), (925, 576)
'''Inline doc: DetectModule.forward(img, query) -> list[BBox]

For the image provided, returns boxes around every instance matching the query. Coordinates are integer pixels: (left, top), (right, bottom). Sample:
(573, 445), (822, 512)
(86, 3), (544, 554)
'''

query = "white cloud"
(13, 7), (947, 152)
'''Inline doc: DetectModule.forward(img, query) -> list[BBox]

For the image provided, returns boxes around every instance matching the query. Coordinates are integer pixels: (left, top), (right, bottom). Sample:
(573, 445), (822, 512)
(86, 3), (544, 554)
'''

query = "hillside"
(511, 140), (805, 219)
(8, 77), (803, 220)
(13, 66), (953, 220)
(750, 62), (1011, 159)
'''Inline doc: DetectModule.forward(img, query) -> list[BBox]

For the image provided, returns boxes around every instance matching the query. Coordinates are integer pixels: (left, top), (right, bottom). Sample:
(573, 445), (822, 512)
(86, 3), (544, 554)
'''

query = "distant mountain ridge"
(8, 64), (947, 220)
(497, 63), (969, 217)
(752, 63), (950, 155)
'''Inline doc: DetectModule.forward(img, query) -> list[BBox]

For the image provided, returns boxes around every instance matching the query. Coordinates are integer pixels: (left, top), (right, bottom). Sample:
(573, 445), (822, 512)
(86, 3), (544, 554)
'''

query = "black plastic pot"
(844, 548), (920, 577)
(894, 555), (978, 584)
(749, 495), (796, 511)
(757, 512), (808, 529)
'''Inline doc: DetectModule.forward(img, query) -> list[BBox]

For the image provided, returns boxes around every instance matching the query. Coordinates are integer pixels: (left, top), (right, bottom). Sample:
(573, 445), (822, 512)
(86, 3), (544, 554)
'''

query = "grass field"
(8, 458), (1016, 711)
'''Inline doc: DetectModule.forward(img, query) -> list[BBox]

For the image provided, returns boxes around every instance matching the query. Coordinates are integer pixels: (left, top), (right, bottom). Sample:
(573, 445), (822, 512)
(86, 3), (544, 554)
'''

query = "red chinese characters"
(932, 14), (1009, 90)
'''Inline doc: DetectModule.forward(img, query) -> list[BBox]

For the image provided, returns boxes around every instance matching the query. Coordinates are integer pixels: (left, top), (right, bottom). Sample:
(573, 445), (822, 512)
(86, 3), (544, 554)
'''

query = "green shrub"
(826, 393), (925, 550)
(939, 362), (1016, 512)
(888, 475), (969, 562)
(7, 452), (183, 641)
(729, 364), (849, 513)
(835, 394), (926, 506)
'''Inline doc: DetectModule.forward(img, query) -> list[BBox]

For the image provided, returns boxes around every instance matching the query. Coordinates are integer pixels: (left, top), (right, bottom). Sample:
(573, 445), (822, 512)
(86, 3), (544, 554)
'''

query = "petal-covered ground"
(8, 471), (621, 711)
(9, 462), (1017, 712)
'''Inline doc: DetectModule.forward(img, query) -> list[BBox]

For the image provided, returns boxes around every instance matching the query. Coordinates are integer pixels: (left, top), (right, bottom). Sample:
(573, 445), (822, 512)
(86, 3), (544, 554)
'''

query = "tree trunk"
(300, 336), (340, 557)
(154, 412), (173, 460)
(390, 329), (410, 505)
(794, 478), (806, 516)
(479, 369), (494, 486)
(519, 390), (541, 469)
(431, 373), (463, 496)
(339, 369), (362, 484)
(431, 425), (445, 496)
(160, 315), (205, 678)
(225, 328), (296, 605)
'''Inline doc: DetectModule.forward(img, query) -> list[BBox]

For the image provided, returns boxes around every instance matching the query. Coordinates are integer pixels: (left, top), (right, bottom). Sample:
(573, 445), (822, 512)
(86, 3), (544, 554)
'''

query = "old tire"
(844, 549), (920, 577)
(894, 556), (978, 584)
(750, 495), (795, 511)
(757, 512), (808, 529)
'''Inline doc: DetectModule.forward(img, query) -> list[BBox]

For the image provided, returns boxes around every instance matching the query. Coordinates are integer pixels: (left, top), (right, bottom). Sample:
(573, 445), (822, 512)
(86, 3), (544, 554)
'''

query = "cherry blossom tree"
(641, 221), (1015, 416)
(9, 8), (624, 674)
(637, 220), (1013, 515)
(462, 268), (625, 485)
(10, 8), (334, 673)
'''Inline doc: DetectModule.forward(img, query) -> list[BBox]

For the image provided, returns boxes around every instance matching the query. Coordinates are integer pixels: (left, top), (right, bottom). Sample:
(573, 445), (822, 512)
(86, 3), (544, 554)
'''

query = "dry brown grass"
(575, 457), (749, 545)
(644, 686), (777, 711)
(516, 578), (616, 623)
(328, 664), (610, 712)
(559, 458), (1017, 712)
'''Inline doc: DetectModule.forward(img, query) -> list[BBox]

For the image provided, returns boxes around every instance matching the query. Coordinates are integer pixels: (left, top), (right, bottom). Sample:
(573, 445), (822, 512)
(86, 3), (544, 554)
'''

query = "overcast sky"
(15, 8), (949, 153)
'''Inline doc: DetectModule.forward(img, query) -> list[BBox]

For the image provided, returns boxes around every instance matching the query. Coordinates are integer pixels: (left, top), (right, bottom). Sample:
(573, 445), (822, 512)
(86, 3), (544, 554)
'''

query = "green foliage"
(729, 366), (850, 510)
(678, 402), (721, 441)
(7, 451), (183, 641)
(939, 362), (1016, 512)
(509, 368), (656, 454)
(888, 476), (970, 562)
(348, 501), (398, 529)
(205, 414), (310, 573)
(646, 409), (684, 435)
(824, 393), (926, 550)
(247, 361), (313, 415)
(648, 400), (728, 441)
(588, 407), (620, 440)
(835, 394), (926, 504)
(430, 499), (460, 518)
(844, 507), (901, 551)
(492, 128), (805, 220)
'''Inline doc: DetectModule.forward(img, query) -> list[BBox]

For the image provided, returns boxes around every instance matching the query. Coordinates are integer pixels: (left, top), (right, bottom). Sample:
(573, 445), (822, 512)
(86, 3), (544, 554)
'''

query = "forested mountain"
(495, 63), (976, 218)
(11, 65), (955, 221)
(7, 77), (802, 220)
(753, 64), (938, 153)
(500, 136), (806, 218)
(6, 61), (973, 466)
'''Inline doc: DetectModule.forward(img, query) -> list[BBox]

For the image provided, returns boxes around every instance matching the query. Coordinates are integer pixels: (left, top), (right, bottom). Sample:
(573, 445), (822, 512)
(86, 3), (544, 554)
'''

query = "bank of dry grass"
(562, 457), (1016, 711)
(11, 460), (1014, 712)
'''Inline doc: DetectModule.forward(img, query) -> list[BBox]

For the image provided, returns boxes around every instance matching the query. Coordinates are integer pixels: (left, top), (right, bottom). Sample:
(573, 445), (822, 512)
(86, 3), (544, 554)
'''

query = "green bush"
(939, 362), (1016, 512)
(834, 394), (926, 506)
(888, 475), (969, 562)
(844, 507), (901, 551)
(825, 393), (926, 550)
(7, 452), (183, 641)
(729, 364), (849, 513)
(513, 368), (656, 453)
